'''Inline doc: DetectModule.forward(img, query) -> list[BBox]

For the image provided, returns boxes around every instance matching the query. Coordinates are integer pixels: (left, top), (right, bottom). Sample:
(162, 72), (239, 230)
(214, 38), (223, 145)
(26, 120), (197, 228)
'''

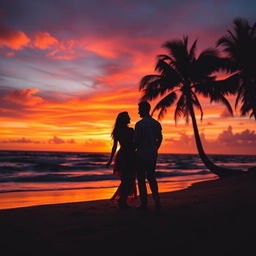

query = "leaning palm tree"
(140, 36), (243, 178)
(217, 18), (256, 119)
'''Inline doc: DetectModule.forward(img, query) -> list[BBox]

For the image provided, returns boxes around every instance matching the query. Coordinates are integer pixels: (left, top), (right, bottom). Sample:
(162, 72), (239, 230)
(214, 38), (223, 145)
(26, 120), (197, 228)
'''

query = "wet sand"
(0, 176), (215, 210)
(0, 172), (255, 256)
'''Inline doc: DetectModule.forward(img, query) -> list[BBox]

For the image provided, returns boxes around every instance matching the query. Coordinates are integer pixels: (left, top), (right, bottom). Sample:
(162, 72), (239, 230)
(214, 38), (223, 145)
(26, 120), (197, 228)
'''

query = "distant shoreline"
(0, 149), (255, 156)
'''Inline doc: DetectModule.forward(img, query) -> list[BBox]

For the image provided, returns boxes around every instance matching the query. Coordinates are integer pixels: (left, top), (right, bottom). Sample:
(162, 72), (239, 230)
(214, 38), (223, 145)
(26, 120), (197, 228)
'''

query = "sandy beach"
(0, 171), (256, 256)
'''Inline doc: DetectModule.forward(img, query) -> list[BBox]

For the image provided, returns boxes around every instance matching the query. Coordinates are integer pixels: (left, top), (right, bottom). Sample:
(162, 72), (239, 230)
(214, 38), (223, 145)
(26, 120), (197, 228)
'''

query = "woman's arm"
(106, 138), (118, 167)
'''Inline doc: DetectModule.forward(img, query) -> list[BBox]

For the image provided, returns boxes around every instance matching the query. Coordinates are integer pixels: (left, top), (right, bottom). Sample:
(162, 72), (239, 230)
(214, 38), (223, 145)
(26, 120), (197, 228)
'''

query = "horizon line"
(0, 149), (255, 156)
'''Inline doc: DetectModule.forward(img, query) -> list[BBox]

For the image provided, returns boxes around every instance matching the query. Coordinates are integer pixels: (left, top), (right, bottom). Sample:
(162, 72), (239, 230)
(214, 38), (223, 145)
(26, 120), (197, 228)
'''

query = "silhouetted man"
(134, 101), (162, 210)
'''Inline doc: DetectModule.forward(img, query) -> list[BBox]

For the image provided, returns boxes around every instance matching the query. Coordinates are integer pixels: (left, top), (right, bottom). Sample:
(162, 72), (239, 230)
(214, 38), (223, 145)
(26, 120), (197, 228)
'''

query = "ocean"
(0, 150), (255, 209)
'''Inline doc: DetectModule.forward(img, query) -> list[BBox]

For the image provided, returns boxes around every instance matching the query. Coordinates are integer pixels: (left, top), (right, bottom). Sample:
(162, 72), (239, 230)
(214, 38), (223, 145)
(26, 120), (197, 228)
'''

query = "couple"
(106, 101), (162, 210)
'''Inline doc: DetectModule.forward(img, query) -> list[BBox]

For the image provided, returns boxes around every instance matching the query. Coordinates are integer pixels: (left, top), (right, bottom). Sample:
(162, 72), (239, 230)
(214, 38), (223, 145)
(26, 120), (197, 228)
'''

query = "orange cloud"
(0, 29), (30, 50)
(33, 32), (58, 49)
(0, 24), (84, 60)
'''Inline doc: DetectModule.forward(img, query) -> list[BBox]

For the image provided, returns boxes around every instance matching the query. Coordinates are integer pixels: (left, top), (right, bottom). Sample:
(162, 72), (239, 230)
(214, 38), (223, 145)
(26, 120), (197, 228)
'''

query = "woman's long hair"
(111, 112), (129, 140)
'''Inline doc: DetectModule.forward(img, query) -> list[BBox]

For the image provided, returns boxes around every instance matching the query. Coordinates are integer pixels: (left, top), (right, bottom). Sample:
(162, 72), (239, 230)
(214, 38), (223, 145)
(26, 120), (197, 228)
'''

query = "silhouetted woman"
(106, 112), (137, 209)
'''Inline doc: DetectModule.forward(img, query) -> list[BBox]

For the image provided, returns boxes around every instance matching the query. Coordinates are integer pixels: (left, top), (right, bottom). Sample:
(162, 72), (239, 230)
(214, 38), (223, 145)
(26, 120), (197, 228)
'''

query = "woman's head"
(116, 112), (130, 125)
(111, 112), (130, 139)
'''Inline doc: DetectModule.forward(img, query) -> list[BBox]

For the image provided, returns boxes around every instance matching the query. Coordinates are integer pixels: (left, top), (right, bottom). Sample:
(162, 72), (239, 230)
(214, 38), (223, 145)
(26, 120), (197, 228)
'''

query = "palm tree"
(217, 18), (256, 119)
(140, 36), (243, 178)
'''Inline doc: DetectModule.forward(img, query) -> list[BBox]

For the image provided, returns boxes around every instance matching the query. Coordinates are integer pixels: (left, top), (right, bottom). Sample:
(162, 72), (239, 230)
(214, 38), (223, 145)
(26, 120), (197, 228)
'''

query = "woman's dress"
(111, 127), (137, 202)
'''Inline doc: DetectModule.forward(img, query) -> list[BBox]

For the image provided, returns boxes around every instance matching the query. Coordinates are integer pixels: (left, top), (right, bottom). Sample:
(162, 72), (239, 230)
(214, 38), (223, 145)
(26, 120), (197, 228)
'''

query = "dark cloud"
(4, 88), (44, 106)
(0, 137), (41, 144)
(2, 0), (178, 37)
(0, 87), (34, 119)
(48, 136), (76, 144)
(3, 0), (256, 40)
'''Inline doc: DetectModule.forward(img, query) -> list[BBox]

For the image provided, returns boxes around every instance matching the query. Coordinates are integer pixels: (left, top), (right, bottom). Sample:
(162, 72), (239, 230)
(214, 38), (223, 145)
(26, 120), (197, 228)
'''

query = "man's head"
(138, 101), (151, 118)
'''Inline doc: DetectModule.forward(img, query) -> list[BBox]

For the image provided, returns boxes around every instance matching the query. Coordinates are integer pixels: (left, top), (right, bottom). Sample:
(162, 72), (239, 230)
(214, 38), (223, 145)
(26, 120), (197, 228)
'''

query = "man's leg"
(137, 163), (147, 208)
(147, 163), (161, 209)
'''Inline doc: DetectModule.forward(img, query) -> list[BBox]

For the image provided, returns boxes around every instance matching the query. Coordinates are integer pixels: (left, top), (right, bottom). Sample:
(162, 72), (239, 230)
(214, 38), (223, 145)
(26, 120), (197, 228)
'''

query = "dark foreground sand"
(1, 172), (256, 256)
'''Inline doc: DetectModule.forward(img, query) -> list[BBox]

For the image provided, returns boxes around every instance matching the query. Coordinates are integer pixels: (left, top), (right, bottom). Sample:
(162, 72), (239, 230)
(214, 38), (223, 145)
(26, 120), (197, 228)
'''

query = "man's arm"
(133, 122), (141, 150)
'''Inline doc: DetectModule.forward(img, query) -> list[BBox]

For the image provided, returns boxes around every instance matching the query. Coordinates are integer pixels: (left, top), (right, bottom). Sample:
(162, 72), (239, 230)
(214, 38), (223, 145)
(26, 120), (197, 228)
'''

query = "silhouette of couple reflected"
(106, 101), (162, 210)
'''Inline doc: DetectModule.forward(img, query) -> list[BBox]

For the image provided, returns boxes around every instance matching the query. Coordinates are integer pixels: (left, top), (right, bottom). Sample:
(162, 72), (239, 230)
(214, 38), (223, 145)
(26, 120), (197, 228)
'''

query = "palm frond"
(151, 92), (177, 120)
(240, 99), (251, 116)
(216, 35), (233, 47)
(155, 58), (181, 86)
(238, 82), (256, 119)
(216, 34), (236, 58)
(227, 30), (237, 43)
(174, 94), (187, 123)
(218, 57), (237, 73)
(195, 73), (240, 97)
(189, 39), (198, 61)
(218, 95), (233, 116)
(155, 58), (175, 74)
(163, 37), (189, 70)
(139, 75), (161, 90)
(157, 54), (174, 62)
(235, 85), (244, 109)
(233, 17), (250, 35)
(195, 48), (222, 76)
(215, 73), (240, 95)
(140, 83), (167, 101)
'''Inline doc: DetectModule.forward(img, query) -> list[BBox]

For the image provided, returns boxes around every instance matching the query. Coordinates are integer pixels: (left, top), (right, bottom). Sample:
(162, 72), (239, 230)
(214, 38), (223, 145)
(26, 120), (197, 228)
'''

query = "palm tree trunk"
(188, 102), (244, 178)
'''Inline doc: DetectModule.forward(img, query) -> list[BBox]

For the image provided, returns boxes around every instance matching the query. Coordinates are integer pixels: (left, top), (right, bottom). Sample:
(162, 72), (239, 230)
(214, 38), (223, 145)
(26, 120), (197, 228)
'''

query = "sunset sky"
(0, 0), (256, 154)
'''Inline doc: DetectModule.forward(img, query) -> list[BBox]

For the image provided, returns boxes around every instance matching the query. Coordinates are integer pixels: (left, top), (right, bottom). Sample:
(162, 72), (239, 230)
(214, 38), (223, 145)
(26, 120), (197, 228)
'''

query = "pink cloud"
(45, 39), (86, 60)
(218, 126), (256, 146)
(165, 126), (256, 154)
